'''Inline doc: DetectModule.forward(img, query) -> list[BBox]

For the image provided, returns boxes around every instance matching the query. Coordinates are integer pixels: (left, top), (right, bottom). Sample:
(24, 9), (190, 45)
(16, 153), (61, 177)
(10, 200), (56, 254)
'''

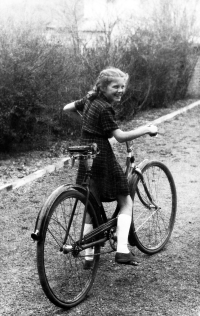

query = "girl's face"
(102, 78), (126, 103)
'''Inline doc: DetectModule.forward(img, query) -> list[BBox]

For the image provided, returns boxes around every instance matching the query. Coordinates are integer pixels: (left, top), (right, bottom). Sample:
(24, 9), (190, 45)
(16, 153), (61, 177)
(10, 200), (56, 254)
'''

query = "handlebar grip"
(150, 132), (158, 137)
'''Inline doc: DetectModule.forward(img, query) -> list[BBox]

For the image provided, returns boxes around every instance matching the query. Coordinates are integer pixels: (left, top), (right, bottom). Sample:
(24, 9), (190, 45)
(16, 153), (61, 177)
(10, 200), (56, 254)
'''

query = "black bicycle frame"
(63, 143), (159, 252)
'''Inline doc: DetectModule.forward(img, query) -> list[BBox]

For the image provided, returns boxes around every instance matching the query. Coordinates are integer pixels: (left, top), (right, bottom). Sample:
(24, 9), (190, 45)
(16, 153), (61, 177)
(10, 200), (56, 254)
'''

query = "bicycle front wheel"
(37, 189), (100, 309)
(131, 161), (177, 254)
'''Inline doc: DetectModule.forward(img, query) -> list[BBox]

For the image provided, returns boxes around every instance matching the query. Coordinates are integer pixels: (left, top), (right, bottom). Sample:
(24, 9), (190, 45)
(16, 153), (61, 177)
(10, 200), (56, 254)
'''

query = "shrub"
(0, 23), (81, 150)
(0, 19), (197, 151)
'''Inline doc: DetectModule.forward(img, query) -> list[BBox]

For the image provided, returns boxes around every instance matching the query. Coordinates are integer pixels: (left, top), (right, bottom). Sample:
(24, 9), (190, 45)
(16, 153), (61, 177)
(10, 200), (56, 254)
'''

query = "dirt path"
(0, 103), (200, 316)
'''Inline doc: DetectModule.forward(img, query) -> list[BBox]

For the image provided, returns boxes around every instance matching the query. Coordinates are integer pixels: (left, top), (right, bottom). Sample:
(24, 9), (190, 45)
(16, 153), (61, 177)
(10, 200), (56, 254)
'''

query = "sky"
(0, 0), (147, 31)
(0, 0), (199, 35)
(0, 0), (198, 18)
(0, 0), (140, 18)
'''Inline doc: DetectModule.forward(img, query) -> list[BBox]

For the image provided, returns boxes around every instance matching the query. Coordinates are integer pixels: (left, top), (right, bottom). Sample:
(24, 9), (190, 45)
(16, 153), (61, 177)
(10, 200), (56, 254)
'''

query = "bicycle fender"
(31, 183), (103, 242)
(128, 159), (149, 199)
(137, 159), (149, 171)
(31, 183), (76, 242)
(128, 159), (150, 246)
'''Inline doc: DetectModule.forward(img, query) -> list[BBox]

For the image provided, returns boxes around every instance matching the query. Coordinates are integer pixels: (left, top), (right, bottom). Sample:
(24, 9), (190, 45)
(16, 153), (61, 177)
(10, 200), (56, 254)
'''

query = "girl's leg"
(116, 195), (132, 253)
(83, 212), (94, 269)
(115, 195), (138, 265)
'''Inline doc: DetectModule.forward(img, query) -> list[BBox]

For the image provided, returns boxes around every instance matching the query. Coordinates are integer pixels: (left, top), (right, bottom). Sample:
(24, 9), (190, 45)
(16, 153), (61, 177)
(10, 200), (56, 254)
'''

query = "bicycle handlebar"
(126, 129), (158, 152)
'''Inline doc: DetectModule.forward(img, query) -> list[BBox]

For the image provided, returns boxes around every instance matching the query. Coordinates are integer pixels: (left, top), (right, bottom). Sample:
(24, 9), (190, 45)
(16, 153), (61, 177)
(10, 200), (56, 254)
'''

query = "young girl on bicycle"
(63, 67), (157, 268)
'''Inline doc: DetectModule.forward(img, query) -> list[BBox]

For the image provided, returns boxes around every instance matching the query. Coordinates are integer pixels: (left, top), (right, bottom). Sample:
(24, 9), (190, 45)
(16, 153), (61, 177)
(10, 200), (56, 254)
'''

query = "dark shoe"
(115, 252), (139, 266)
(83, 259), (94, 270)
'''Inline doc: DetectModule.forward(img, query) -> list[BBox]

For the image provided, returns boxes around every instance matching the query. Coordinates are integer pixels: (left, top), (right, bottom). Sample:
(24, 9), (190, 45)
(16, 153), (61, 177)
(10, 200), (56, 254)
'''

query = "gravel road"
(0, 101), (200, 316)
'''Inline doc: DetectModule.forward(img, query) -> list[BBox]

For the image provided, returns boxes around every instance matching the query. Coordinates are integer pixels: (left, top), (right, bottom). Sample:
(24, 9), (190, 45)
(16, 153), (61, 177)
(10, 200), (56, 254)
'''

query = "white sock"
(83, 223), (94, 261)
(117, 214), (131, 253)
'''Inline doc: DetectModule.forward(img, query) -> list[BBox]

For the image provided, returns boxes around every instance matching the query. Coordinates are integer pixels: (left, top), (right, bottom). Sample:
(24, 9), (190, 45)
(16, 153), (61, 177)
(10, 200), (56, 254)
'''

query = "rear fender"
(31, 183), (103, 242)
(31, 184), (73, 241)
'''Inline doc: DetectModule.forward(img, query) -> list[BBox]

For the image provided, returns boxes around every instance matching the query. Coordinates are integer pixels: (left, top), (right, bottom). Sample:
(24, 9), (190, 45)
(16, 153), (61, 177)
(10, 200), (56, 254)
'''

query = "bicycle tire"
(37, 189), (100, 309)
(130, 161), (177, 254)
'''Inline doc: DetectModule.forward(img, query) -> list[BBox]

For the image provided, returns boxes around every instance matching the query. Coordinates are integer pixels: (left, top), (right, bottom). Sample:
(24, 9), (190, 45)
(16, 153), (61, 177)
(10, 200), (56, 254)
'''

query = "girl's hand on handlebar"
(147, 124), (158, 137)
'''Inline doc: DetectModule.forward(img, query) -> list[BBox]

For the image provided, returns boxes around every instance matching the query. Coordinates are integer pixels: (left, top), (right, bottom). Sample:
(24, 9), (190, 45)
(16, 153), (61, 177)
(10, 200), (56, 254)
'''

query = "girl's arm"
(63, 102), (82, 122)
(111, 125), (157, 143)
(63, 102), (76, 112)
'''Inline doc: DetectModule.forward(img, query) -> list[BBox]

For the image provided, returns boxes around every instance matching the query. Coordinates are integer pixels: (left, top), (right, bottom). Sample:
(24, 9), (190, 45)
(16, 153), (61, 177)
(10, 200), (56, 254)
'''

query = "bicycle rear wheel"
(131, 161), (177, 254)
(37, 189), (100, 309)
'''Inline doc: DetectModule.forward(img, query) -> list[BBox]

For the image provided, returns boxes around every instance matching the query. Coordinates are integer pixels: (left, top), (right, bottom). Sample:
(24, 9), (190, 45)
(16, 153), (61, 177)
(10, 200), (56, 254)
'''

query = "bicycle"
(31, 140), (177, 309)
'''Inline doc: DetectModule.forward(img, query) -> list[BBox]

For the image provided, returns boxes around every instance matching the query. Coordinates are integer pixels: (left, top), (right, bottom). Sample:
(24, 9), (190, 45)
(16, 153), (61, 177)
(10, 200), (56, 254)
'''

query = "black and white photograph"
(0, 0), (199, 315)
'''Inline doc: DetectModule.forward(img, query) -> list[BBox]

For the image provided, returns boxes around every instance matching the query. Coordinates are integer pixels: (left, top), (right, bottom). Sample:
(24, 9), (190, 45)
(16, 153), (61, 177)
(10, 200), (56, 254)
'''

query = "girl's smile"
(102, 78), (126, 103)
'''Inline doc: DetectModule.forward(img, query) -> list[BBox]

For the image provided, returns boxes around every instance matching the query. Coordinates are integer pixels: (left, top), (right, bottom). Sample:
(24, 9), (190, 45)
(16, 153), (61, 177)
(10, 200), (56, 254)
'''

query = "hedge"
(0, 22), (197, 151)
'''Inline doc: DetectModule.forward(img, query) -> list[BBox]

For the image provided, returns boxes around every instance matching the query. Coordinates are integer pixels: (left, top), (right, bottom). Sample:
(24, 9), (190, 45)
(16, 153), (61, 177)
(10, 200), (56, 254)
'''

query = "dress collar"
(99, 92), (112, 104)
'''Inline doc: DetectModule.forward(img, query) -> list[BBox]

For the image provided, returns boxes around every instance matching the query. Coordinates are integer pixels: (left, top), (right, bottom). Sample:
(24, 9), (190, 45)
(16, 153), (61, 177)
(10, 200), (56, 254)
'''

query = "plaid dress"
(75, 94), (129, 201)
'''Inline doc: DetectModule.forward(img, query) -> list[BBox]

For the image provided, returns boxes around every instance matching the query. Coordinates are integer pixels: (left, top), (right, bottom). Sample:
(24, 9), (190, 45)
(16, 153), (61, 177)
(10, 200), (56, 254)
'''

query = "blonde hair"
(95, 67), (129, 92)
(87, 67), (129, 100)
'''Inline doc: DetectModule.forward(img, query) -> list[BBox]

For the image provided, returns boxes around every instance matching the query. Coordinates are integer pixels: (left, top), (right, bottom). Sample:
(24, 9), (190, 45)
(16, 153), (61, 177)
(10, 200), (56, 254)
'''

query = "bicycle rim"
(37, 190), (100, 308)
(132, 161), (177, 254)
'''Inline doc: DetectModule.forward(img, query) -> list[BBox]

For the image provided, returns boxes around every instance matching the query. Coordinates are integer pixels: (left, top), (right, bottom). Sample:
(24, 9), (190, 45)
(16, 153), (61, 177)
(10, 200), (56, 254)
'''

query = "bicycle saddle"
(68, 143), (99, 155)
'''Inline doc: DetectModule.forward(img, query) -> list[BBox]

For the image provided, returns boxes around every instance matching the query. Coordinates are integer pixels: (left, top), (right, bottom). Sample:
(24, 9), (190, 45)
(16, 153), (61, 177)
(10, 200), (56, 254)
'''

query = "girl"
(63, 67), (157, 268)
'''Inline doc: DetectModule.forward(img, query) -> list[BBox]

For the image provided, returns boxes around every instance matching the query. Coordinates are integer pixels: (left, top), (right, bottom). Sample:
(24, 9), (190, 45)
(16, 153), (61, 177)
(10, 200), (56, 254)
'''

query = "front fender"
(128, 159), (149, 246)
(128, 159), (149, 199)
(137, 158), (149, 171)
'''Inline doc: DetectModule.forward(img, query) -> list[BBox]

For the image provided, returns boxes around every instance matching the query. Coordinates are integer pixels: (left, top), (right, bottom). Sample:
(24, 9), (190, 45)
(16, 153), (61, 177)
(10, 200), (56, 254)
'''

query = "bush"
(108, 29), (196, 118)
(0, 20), (197, 151)
(0, 23), (81, 150)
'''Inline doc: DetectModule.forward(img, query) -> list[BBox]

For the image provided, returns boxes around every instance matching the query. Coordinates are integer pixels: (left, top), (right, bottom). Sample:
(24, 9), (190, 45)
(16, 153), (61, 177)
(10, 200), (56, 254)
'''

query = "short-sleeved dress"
(75, 93), (129, 201)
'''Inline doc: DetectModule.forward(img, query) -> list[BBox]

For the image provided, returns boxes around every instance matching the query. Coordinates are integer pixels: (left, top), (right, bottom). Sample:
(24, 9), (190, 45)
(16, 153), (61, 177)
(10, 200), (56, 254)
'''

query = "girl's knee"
(117, 195), (132, 215)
